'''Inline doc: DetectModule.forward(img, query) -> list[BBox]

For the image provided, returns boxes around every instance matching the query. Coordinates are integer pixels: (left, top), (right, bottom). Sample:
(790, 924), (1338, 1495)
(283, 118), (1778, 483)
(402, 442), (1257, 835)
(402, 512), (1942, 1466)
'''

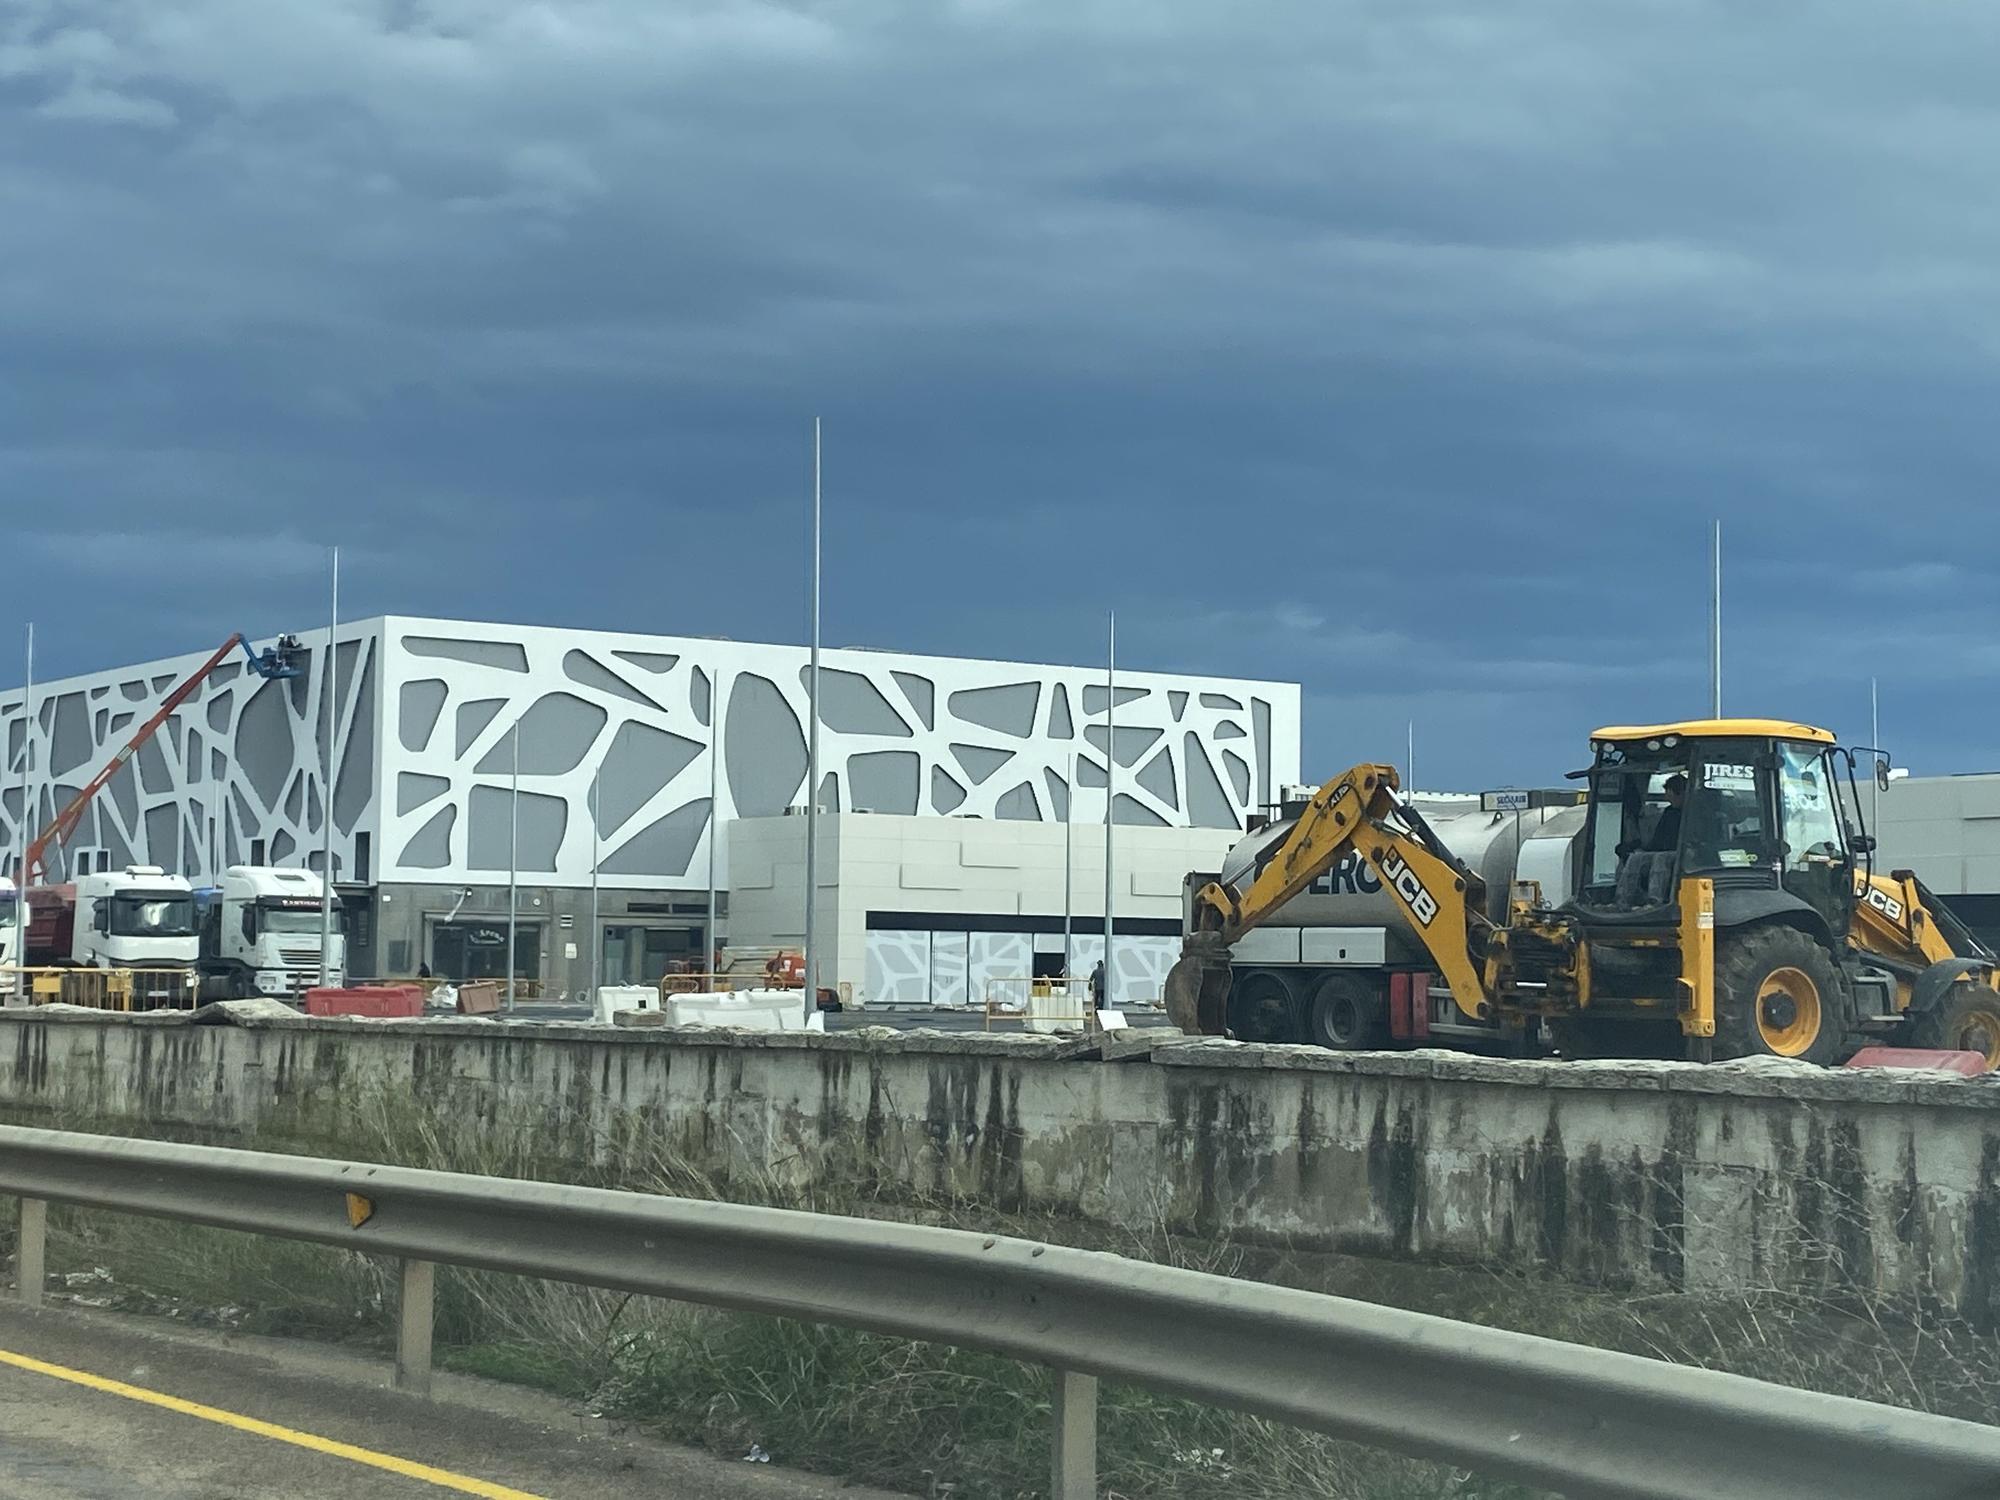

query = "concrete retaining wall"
(4, 1008), (1999, 1320)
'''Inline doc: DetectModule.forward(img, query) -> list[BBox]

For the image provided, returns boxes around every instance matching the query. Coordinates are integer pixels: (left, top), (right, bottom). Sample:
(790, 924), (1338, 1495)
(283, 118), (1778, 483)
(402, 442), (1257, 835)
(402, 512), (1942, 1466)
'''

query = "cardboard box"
(457, 981), (500, 1016)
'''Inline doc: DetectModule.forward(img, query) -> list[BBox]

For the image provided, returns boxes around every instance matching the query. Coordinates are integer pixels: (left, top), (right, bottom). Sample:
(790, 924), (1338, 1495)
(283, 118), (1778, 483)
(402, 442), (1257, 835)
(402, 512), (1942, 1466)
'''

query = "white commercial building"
(0, 616), (1301, 1004)
(730, 814), (1246, 1009)
(1873, 772), (2000, 949)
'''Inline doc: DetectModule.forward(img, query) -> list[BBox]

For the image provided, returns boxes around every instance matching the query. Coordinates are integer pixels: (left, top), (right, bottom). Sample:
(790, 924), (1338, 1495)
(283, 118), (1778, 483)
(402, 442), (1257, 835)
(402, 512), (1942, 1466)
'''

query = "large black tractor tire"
(1714, 925), (1851, 1065)
(1225, 969), (1299, 1042)
(1905, 982), (2000, 1070)
(1306, 973), (1388, 1050)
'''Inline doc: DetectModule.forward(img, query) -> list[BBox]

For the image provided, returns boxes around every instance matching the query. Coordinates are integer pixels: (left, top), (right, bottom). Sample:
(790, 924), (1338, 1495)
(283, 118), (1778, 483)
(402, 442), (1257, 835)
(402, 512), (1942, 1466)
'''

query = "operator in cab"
(1646, 774), (1688, 853)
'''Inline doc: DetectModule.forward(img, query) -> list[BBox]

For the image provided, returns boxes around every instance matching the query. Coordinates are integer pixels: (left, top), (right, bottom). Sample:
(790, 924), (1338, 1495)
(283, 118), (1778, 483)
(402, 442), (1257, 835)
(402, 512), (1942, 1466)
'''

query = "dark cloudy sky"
(5, 1), (1997, 788)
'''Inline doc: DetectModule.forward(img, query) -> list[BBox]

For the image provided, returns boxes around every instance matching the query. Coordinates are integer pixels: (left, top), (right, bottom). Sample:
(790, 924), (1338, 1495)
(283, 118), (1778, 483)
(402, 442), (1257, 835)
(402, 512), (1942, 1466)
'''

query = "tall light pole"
(1709, 519), (1722, 718)
(1871, 676), (1881, 832)
(1102, 611), (1115, 1007)
(1406, 719), (1416, 798)
(588, 769), (601, 1004)
(13, 623), (32, 1000)
(505, 721), (519, 1010)
(1063, 747), (1074, 978)
(318, 547), (339, 987)
(802, 418), (823, 1022)
(707, 699), (720, 973)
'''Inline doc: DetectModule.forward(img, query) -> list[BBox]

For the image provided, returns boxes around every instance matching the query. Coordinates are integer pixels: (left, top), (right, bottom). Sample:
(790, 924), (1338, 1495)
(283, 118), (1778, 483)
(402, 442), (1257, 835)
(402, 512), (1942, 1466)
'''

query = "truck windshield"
(259, 905), (335, 935)
(108, 894), (196, 938)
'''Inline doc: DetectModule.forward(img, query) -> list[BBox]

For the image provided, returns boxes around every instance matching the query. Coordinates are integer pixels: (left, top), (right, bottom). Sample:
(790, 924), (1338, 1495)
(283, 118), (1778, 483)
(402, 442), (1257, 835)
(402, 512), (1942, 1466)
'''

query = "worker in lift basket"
(1088, 960), (1106, 1012)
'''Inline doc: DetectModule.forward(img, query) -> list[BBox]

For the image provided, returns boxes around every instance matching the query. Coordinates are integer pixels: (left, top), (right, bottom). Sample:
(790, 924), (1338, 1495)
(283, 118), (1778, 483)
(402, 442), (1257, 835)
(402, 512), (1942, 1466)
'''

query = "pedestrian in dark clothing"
(1089, 960), (1106, 1011)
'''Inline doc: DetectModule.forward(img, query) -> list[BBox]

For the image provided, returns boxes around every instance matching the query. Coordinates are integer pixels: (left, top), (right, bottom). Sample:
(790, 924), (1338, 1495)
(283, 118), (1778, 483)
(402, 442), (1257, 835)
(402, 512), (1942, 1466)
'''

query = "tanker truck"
(1184, 788), (1585, 1049)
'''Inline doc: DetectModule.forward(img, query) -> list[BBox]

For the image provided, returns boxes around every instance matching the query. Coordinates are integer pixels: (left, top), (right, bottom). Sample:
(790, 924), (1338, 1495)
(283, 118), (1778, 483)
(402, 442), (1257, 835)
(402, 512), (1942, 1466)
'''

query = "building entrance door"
(601, 924), (699, 986)
(432, 920), (540, 983)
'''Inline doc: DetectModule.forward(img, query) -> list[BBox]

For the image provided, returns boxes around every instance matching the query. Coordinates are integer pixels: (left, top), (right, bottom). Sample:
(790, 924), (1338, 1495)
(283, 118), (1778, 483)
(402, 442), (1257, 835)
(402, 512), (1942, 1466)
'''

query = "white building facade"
(730, 813), (1247, 1009)
(0, 616), (1300, 1001)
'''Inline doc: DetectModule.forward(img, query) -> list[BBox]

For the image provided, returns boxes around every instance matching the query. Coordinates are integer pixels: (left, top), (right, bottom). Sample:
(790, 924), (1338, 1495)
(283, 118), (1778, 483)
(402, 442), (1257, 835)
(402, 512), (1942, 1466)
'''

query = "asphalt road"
(0, 1304), (910, 1500)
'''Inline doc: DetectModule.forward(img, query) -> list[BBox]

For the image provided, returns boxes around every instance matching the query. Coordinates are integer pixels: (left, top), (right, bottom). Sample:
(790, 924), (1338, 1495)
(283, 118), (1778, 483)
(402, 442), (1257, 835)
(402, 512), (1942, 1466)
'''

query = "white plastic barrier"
(664, 988), (812, 1031)
(593, 985), (660, 1026)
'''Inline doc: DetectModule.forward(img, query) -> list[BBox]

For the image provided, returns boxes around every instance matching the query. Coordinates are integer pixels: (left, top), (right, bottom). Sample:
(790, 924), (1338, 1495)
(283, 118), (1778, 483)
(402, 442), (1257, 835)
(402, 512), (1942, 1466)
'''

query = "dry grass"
(8, 1088), (1999, 1497)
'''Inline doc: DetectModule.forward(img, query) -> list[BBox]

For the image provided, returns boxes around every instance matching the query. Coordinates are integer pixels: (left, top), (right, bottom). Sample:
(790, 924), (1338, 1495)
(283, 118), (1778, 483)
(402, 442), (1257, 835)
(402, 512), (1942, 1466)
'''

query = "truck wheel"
(1308, 974), (1387, 1050)
(1906, 983), (2000, 1068)
(1715, 926), (1850, 1065)
(1227, 971), (1298, 1042)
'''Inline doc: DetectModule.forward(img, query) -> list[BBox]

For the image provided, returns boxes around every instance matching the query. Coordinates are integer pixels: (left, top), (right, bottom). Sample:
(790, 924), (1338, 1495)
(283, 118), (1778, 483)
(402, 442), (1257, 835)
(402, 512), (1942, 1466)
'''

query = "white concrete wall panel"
(374, 616), (1299, 890)
(1, 615), (1299, 899)
(930, 930), (969, 1007)
(0, 626), (380, 885)
(1873, 774), (2000, 897)
(864, 929), (932, 1005)
(967, 931), (1034, 1006)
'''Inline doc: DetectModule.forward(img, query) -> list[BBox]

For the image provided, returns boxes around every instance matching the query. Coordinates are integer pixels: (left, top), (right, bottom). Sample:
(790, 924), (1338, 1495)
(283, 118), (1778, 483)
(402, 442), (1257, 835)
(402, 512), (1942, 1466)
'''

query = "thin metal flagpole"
(1103, 612), (1115, 1008)
(318, 547), (339, 986)
(1871, 676), (1881, 832)
(802, 418), (823, 1023)
(707, 701), (720, 973)
(1710, 520), (1723, 718)
(12, 623), (32, 999)
(589, 770), (601, 1006)
(1063, 748), (1074, 979)
(506, 722), (519, 1010)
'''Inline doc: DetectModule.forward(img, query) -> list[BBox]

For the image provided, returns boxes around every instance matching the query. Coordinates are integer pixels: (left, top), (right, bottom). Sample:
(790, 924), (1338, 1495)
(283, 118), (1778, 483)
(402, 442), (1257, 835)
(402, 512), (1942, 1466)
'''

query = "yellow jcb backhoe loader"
(1165, 719), (2000, 1065)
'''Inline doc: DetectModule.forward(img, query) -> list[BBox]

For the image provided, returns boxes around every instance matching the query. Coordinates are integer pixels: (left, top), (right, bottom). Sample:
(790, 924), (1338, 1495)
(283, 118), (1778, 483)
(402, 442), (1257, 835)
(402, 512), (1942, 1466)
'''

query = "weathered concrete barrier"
(3, 1006), (1998, 1320)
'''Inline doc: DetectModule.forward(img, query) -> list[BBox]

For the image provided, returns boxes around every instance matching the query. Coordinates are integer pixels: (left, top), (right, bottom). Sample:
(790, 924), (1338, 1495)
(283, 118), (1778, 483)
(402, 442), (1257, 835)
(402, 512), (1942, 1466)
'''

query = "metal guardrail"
(1, 1125), (1996, 1500)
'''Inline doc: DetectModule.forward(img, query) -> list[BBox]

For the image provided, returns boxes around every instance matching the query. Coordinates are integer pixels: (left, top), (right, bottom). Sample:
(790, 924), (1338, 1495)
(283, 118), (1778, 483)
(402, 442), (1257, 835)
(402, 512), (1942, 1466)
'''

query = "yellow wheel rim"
(1947, 996), (2000, 1069)
(1756, 967), (1823, 1056)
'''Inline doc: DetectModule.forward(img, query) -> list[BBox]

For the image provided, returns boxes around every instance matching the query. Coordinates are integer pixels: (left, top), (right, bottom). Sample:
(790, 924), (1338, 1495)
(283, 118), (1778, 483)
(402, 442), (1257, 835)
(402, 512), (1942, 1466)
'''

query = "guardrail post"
(15, 1197), (46, 1309)
(1049, 1367), (1096, 1499)
(395, 1259), (434, 1396)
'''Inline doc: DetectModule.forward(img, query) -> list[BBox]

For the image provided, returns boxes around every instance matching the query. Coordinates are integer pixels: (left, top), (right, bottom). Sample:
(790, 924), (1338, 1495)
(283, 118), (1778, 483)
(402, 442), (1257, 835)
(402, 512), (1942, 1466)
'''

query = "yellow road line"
(0, 1346), (547, 1499)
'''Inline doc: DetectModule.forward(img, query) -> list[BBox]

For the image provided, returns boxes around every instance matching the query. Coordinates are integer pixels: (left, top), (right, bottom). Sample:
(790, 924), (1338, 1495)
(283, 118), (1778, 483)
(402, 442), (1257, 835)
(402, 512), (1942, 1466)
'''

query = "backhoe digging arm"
(1165, 763), (1491, 1035)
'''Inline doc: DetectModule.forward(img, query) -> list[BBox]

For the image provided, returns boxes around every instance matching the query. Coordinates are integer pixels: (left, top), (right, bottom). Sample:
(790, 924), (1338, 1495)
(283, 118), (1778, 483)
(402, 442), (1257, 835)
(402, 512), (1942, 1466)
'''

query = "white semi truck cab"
(0, 876), (16, 973)
(197, 866), (345, 1000)
(71, 867), (200, 970)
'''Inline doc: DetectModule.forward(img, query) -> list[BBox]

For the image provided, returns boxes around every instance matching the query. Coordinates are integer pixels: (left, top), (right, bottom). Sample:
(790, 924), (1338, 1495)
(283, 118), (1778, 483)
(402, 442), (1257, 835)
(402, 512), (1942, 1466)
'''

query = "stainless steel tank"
(1211, 798), (1586, 966)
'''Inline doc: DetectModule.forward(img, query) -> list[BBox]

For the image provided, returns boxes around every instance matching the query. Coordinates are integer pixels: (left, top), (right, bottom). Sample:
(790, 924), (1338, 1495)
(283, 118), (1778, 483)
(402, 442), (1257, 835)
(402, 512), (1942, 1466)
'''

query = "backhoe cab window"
(1777, 743), (1843, 869)
(1584, 754), (1686, 889)
(1686, 755), (1768, 870)
(1585, 740), (1774, 892)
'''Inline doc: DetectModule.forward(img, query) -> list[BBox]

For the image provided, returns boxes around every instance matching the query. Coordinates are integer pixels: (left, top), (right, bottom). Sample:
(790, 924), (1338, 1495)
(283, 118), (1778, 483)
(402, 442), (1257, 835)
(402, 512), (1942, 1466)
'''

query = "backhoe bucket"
(1164, 932), (1232, 1035)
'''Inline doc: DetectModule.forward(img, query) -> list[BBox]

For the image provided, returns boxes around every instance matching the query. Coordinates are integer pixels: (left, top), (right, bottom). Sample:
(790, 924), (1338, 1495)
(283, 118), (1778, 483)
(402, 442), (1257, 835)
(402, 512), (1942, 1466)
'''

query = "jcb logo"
(1381, 852), (1440, 927)
(1863, 885), (1905, 923)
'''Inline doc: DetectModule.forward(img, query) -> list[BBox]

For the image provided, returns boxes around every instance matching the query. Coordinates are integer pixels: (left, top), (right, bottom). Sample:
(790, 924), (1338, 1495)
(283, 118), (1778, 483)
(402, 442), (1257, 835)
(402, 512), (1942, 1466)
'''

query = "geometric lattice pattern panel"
(0, 627), (378, 886)
(376, 615), (1299, 888)
(2, 613), (1301, 894)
